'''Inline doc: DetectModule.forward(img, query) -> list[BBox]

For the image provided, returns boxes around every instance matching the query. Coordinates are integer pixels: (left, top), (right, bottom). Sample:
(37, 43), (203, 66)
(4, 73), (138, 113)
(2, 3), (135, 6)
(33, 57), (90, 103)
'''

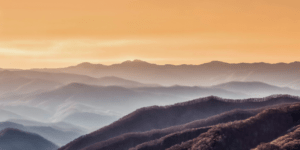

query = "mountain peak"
(122, 59), (148, 63)
(63, 82), (91, 89)
(209, 60), (226, 64)
(120, 59), (152, 66)
(133, 59), (146, 63)
(77, 62), (92, 66)
(201, 61), (228, 66)
(74, 62), (106, 68)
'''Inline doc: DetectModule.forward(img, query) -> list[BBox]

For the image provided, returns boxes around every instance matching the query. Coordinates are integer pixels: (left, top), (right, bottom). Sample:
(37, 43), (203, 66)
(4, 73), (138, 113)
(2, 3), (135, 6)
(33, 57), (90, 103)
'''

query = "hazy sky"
(0, 0), (300, 69)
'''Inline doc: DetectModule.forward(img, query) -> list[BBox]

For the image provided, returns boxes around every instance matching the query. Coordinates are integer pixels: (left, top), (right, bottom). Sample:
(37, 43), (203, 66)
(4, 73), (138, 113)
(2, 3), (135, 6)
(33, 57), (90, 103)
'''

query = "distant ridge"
(0, 70), (158, 91)
(98, 76), (160, 87)
(74, 60), (300, 67)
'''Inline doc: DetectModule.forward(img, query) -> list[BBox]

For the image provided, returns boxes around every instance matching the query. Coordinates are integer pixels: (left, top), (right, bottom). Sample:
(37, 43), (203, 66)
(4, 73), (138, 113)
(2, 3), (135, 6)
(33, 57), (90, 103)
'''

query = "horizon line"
(1, 59), (300, 70)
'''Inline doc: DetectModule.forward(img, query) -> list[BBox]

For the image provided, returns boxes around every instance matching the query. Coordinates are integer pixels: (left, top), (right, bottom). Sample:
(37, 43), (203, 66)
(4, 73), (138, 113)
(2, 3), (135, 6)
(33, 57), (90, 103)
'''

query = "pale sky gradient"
(0, 0), (300, 69)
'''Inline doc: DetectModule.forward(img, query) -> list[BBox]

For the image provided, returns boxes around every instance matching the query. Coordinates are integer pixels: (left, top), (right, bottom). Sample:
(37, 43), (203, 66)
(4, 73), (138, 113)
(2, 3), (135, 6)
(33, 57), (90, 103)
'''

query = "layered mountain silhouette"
(3, 80), (296, 120)
(0, 128), (58, 150)
(19, 83), (163, 113)
(1, 69), (300, 135)
(35, 60), (300, 89)
(1, 61), (300, 150)
(0, 69), (156, 93)
(11, 83), (247, 115)
(59, 95), (300, 150)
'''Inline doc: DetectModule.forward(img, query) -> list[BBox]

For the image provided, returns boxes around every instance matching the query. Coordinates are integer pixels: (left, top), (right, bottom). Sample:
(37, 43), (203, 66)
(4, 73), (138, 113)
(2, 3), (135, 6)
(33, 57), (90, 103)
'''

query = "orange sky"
(0, 0), (300, 69)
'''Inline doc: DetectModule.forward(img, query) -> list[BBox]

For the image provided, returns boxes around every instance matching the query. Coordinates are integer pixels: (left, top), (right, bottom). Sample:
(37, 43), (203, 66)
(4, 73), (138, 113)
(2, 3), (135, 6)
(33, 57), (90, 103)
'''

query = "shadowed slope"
(253, 124), (300, 150)
(0, 121), (82, 146)
(59, 95), (300, 150)
(88, 104), (292, 150)
(0, 128), (58, 150)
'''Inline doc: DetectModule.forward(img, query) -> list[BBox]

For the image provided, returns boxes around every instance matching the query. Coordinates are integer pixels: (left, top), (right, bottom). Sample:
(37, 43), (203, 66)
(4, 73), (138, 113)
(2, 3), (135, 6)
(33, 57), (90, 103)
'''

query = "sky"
(0, 0), (300, 69)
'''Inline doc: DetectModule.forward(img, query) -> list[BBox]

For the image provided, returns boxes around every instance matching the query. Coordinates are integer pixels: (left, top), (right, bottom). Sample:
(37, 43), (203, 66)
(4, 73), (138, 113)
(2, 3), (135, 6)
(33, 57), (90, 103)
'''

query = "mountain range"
(33, 60), (300, 89)
(0, 70), (299, 130)
(1, 60), (300, 150)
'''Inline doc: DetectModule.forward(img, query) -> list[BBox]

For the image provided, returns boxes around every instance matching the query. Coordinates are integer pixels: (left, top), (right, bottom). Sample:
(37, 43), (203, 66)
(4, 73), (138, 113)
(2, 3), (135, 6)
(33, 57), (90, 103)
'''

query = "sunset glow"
(0, 0), (300, 69)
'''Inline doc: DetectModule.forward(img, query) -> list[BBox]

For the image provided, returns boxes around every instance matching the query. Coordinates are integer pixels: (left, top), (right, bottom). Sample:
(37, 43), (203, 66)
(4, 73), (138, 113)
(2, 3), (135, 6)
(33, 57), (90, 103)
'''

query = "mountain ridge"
(73, 60), (300, 67)
(58, 95), (300, 150)
(29, 60), (300, 89)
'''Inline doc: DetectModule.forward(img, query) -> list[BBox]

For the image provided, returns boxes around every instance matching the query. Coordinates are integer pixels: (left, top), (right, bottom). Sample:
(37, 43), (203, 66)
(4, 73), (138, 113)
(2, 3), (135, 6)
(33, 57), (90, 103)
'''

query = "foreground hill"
(254, 124), (300, 150)
(59, 95), (300, 150)
(38, 60), (300, 89)
(168, 102), (300, 150)
(82, 108), (264, 150)
(0, 128), (58, 150)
